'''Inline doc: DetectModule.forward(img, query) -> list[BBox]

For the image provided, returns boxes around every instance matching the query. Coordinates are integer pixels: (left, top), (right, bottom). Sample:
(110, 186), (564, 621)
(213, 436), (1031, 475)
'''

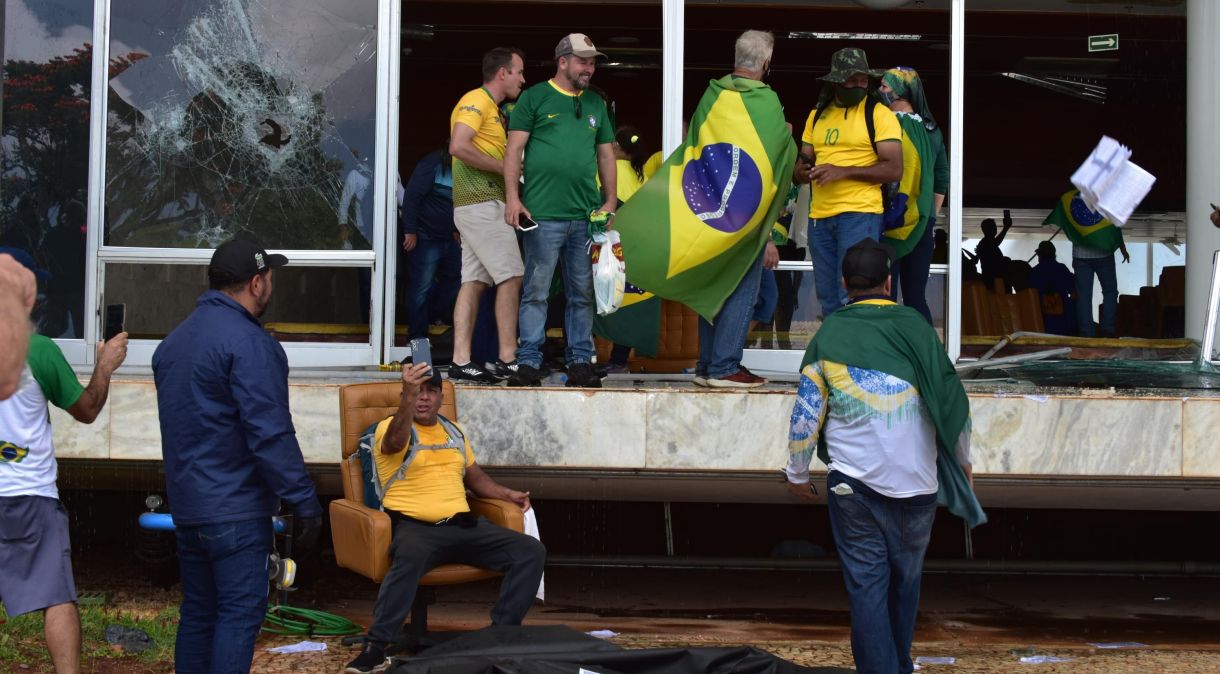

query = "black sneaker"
(345, 640), (389, 674)
(565, 362), (602, 388)
(488, 359), (521, 380)
(448, 361), (499, 384)
(508, 364), (543, 387)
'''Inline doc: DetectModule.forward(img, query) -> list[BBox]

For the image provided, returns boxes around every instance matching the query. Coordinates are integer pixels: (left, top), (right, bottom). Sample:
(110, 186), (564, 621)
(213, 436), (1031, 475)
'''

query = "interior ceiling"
(464, 0), (1186, 15)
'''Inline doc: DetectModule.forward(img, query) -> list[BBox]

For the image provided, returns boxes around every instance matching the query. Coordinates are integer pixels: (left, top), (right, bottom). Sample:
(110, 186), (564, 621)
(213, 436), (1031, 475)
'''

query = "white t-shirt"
(0, 336), (85, 499)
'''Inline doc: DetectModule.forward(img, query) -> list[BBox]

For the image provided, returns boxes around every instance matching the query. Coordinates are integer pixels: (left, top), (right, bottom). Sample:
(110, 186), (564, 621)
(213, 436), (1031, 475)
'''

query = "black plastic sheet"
(388, 625), (851, 674)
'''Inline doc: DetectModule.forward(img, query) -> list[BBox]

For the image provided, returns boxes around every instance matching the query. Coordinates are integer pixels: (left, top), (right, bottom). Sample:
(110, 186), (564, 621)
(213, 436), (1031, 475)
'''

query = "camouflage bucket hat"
(819, 47), (885, 84)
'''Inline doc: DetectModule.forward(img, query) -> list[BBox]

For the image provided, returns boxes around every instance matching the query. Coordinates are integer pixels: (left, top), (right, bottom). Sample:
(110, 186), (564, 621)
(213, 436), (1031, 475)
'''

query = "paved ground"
(243, 567), (1220, 673)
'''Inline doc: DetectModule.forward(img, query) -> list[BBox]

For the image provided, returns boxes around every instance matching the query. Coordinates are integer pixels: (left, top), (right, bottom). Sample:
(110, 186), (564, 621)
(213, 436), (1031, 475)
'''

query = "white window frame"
(77, 0), (398, 368)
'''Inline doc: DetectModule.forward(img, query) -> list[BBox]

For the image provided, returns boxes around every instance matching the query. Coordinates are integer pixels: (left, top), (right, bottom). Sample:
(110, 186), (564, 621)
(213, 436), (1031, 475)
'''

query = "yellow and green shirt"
(803, 100), (901, 219)
(450, 87), (507, 208)
(510, 80), (615, 220)
(373, 417), (475, 523)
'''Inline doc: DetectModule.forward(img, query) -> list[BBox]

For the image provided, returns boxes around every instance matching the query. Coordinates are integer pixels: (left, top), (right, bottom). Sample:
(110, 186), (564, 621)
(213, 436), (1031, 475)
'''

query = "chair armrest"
(469, 497), (525, 533)
(329, 498), (392, 583)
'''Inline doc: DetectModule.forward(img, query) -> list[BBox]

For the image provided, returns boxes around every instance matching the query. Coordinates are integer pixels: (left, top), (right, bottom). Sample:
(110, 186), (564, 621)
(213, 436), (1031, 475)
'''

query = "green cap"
(819, 47), (884, 84)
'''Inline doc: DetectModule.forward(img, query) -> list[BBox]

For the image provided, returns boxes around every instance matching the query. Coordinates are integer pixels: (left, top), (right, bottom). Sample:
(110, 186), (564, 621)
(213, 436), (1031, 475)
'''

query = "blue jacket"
(400, 150), (456, 241)
(152, 291), (321, 527)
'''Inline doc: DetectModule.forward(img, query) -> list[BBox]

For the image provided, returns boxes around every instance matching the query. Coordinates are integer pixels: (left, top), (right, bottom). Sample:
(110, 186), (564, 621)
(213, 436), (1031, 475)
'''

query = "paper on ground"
(523, 507), (545, 601)
(1020, 655), (1073, 664)
(587, 630), (619, 639)
(1088, 641), (1147, 649)
(266, 640), (327, 653)
(915, 656), (956, 665)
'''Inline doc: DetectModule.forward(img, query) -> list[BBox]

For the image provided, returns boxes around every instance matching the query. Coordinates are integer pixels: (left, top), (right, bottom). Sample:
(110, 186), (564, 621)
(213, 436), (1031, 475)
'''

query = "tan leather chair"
(594, 298), (700, 373)
(329, 380), (525, 642)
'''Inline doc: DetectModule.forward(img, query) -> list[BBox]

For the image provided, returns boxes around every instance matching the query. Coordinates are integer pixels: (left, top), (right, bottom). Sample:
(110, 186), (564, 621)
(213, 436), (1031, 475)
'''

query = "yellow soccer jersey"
(374, 417), (476, 523)
(450, 87), (507, 207)
(803, 100), (901, 219)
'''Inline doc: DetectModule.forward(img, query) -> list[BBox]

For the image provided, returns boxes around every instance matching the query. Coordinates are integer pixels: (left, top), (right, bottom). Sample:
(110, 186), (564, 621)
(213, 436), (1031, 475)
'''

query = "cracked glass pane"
(105, 0), (378, 249)
(1, 0), (93, 338)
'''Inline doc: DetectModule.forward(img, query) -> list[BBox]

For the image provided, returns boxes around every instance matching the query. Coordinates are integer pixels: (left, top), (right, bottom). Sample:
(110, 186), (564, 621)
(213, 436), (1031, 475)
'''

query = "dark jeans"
(174, 518), (273, 674)
(404, 237), (461, 340)
(697, 250), (765, 378)
(827, 472), (937, 674)
(367, 516), (546, 645)
(890, 222), (935, 325)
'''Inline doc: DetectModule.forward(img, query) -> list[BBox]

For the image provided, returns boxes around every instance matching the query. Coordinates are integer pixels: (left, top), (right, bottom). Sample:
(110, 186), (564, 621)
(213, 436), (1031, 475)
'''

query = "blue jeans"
(827, 471), (937, 674)
(698, 250), (764, 378)
(752, 268), (778, 324)
(404, 237), (461, 340)
(1073, 255), (1118, 337)
(809, 213), (883, 316)
(517, 219), (594, 368)
(890, 220), (935, 325)
(174, 518), (272, 674)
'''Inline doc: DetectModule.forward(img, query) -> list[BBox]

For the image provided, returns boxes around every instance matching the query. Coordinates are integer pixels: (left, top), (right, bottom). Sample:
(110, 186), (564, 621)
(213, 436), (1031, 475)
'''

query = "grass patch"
(0, 599), (177, 670)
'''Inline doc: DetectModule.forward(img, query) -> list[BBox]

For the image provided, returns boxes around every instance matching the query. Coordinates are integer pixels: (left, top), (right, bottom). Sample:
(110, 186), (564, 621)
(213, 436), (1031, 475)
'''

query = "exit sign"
(1089, 34), (1119, 52)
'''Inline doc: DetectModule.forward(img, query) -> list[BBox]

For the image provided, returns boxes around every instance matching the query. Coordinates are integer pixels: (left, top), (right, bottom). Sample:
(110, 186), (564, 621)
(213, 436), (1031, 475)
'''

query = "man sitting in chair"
(346, 363), (545, 674)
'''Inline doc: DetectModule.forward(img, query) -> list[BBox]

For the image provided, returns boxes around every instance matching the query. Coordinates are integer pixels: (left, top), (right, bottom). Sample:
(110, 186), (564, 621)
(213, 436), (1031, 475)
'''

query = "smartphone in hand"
(518, 214), (539, 231)
(104, 303), (126, 341)
(409, 337), (433, 375)
(1002, 209), (1013, 226)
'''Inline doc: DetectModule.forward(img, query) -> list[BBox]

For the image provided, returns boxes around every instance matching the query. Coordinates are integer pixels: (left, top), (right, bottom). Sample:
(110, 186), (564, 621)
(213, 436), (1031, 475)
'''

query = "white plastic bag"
(591, 230), (625, 316)
(523, 508), (545, 601)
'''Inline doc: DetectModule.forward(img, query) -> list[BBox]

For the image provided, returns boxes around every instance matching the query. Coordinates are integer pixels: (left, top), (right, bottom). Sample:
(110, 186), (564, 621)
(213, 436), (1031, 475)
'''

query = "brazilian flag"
(613, 75), (797, 322)
(592, 285), (661, 357)
(1043, 189), (1123, 253)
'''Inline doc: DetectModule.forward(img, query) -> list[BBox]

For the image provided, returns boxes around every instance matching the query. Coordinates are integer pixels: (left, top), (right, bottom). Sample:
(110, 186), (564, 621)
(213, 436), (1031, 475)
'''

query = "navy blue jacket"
(400, 150), (456, 241)
(153, 291), (321, 527)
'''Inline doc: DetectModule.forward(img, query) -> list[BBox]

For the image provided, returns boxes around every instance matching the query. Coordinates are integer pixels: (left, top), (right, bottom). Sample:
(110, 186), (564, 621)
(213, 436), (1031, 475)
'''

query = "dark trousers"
(890, 223), (935, 325)
(403, 238), (461, 340)
(827, 472), (936, 674)
(367, 516), (546, 644)
(174, 518), (272, 674)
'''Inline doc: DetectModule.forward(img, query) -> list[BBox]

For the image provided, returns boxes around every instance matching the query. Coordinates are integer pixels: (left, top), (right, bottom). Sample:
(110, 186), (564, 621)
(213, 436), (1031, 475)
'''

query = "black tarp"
(388, 625), (852, 674)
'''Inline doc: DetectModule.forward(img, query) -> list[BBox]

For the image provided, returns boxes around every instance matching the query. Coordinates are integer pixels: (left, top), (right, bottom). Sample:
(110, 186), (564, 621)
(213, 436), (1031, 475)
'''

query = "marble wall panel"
(291, 385), (342, 463)
(49, 377), (109, 459)
(644, 390), (794, 470)
(1183, 399), (1220, 477)
(455, 388), (647, 467)
(107, 381), (163, 460)
(968, 396), (1181, 476)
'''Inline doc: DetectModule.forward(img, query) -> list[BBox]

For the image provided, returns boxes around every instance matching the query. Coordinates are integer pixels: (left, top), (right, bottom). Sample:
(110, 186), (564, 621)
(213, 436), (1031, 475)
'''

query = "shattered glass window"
(1, 0), (93, 339)
(105, 0), (378, 250)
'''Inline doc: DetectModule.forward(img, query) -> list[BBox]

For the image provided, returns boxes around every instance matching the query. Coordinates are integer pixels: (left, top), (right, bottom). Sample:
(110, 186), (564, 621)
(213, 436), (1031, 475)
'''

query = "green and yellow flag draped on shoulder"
(1043, 189), (1123, 253)
(613, 75), (797, 322)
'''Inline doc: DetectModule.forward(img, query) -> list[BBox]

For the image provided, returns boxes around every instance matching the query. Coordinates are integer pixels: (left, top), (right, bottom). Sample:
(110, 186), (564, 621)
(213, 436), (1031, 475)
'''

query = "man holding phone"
(0, 250), (127, 674)
(503, 33), (617, 388)
(447, 47), (528, 385)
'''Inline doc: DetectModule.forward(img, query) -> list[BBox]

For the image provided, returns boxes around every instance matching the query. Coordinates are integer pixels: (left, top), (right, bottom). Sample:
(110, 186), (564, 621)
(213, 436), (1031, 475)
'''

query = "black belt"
(386, 509), (478, 528)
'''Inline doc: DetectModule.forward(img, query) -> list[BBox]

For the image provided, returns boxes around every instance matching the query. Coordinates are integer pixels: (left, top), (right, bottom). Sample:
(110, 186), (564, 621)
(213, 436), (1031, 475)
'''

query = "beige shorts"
(454, 200), (525, 285)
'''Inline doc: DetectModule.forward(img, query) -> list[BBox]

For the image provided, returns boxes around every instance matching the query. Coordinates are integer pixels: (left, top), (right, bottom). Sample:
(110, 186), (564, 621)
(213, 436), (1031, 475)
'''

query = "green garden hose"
(263, 604), (363, 637)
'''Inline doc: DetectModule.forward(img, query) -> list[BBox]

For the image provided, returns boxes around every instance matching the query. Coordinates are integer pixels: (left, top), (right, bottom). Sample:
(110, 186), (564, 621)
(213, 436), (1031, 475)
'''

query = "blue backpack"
(354, 415), (466, 511)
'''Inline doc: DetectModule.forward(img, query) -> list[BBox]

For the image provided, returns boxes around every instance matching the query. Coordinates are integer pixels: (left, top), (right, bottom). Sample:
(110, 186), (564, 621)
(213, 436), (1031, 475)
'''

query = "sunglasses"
(572, 95), (583, 120)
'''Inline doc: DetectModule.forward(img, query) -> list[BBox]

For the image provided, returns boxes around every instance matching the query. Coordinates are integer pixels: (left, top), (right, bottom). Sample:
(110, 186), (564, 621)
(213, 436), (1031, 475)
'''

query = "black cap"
(842, 238), (894, 290)
(208, 238), (288, 285)
(424, 368), (444, 389)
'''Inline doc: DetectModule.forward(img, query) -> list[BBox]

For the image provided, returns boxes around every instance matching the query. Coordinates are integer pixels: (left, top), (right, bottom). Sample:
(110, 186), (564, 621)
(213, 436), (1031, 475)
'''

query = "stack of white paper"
(1070, 135), (1157, 226)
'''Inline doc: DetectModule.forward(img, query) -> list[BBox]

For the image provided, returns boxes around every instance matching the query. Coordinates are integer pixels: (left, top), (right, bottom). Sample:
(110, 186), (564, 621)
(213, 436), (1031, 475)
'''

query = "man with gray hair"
(734, 28), (774, 74)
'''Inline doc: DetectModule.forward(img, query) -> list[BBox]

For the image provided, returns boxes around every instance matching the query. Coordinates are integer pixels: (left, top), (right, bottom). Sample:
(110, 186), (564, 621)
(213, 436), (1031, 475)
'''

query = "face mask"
(835, 85), (867, 107)
(877, 89), (898, 106)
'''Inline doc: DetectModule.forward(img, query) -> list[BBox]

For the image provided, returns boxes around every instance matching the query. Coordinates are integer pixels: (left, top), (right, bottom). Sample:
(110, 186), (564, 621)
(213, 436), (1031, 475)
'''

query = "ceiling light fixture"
(788, 31), (922, 41)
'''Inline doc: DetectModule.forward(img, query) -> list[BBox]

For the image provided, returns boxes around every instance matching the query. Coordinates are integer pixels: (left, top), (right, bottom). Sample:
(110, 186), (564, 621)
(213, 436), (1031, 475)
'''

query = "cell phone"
(103, 303), (126, 341)
(409, 337), (433, 375)
(518, 214), (539, 231)
(1211, 203), (1219, 212)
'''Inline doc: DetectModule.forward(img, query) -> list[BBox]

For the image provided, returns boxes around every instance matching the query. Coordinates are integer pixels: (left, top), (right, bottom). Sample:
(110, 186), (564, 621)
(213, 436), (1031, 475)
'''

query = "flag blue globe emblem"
(1070, 193), (1104, 226)
(681, 143), (763, 233)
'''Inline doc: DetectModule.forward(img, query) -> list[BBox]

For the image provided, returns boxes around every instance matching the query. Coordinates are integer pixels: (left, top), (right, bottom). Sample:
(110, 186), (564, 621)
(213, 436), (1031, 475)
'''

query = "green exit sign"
(1089, 34), (1119, 52)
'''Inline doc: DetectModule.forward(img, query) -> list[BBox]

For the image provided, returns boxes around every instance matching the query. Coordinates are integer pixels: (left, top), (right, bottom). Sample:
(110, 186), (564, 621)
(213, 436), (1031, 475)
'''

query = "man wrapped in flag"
(1043, 189), (1130, 337)
(612, 30), (797, 387)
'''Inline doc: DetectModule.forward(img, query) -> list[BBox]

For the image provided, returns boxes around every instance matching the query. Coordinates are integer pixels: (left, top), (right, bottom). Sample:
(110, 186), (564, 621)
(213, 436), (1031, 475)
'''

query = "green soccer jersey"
(509, 80), (614, 220)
